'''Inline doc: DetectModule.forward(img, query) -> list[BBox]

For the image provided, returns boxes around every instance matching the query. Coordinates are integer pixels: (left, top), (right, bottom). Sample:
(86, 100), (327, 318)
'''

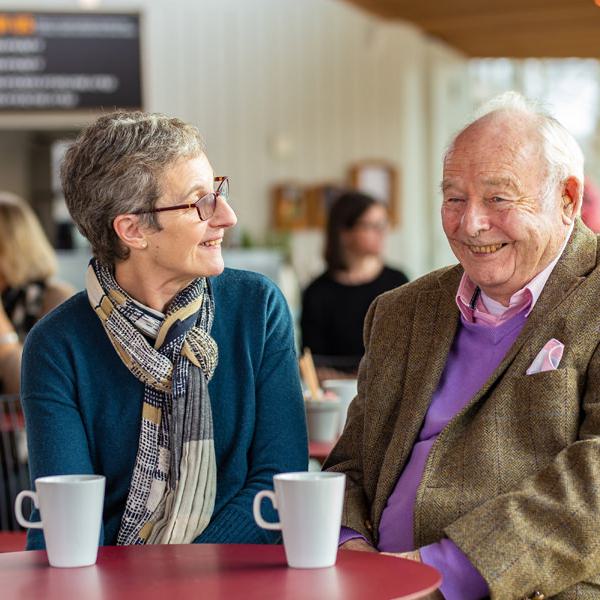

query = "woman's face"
(142, 153), (237, 286)
(342, 204), (389, 257)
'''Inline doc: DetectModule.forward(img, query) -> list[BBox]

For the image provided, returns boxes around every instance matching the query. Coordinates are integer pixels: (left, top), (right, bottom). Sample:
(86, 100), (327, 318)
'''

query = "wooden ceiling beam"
(444, 31), (600, 58)
(343, 0), (594, 21)
(341, 0), (600, 58)
(415, 8), (597, 31)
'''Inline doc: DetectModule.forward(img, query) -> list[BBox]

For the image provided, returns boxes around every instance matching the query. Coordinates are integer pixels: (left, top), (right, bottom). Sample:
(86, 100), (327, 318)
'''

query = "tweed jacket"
(324, 219), (600, 599)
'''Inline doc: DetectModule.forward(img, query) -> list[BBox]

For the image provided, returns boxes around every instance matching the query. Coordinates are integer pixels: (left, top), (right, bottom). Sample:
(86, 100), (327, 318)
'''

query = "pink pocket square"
(526, 338), (564, 375)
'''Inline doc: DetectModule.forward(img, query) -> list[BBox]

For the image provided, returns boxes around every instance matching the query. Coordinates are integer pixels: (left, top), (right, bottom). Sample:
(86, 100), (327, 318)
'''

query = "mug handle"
(15, 490), (43, 529)
(253, 490), (281, 531)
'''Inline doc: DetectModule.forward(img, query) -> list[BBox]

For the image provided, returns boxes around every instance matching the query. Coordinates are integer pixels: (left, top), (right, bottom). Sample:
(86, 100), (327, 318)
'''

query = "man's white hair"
(448, 91), (584, 202)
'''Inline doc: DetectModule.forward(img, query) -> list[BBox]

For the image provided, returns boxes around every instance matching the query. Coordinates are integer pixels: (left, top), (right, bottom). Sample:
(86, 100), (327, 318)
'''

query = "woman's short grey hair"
(61, 111), (205, 265)
(446, 91), (584, 204)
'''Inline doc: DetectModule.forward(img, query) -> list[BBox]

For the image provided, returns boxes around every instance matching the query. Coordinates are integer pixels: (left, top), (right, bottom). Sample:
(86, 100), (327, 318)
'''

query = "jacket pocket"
(512, 367), (580, 459)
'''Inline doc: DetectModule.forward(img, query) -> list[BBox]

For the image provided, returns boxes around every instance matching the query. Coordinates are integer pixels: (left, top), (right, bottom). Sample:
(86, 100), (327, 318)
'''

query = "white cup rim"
(35, 474), (105, 485)
(305, 398), (340, 408)
(322, 379), (358, 387)
(274, 471), (345, 482)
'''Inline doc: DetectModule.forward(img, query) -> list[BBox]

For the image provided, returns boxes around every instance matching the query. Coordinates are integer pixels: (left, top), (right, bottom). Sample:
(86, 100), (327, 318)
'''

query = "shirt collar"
(456, 222), (574, 325)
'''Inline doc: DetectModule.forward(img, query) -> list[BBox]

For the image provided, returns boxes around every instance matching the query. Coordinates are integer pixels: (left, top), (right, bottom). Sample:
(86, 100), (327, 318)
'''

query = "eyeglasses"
(133, 176), (229, 221)
(354, 219), (388, 233)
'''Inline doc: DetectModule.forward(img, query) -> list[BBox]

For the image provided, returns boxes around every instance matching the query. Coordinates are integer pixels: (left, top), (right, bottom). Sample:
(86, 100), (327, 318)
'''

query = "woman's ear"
(113, 214), (148, 251)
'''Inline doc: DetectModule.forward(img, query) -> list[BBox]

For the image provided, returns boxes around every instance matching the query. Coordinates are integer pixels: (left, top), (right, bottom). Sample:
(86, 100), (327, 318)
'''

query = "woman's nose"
(210, 194), (237, 229)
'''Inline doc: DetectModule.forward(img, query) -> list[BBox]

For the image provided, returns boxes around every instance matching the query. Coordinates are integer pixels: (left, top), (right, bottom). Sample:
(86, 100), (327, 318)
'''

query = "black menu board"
(0, 11), (142, 110)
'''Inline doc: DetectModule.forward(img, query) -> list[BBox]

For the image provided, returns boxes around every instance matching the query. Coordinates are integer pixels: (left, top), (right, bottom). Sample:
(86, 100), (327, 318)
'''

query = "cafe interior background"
(0, 0), (599, 338)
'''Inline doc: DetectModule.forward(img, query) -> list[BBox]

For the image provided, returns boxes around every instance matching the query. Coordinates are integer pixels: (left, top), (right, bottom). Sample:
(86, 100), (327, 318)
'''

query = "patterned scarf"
(86, 259), (218, 545)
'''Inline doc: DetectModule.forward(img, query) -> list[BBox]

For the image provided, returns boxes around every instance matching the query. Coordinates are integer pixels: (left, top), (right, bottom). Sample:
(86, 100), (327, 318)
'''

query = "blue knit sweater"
(21, 268), (308, 549)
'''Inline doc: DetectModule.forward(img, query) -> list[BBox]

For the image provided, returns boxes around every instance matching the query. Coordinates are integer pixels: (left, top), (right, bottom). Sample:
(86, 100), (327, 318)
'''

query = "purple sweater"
(341, 309), (528, 599)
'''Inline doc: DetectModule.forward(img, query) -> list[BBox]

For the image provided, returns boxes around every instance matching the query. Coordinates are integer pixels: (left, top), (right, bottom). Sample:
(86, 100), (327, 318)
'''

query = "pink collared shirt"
(456, 224), (573, 326)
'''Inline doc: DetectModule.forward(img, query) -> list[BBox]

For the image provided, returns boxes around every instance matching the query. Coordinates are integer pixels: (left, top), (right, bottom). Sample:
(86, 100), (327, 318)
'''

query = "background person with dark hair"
(300, 191), (408, 375)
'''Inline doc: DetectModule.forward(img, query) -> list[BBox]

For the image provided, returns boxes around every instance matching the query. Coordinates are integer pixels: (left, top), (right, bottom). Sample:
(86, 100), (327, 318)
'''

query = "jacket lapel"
(372, 267), (461, 527)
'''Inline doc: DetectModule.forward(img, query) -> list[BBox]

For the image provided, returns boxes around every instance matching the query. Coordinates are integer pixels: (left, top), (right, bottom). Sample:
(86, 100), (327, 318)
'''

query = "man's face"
(441, 114), (570, 305)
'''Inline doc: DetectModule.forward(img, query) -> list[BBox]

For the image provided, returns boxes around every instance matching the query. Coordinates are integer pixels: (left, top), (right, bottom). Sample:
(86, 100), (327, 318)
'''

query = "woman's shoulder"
(210, 268), (286, 308)
(381, 265), (410, 284)
(209, 268), (294, 347)
(211, 267), (278, 291)
(27, 291), (93, 342)
(302, 271), (334, 295)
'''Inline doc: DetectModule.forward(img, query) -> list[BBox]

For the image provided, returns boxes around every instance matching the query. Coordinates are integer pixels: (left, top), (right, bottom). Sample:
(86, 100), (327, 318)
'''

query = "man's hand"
(339, 538), (378, 552)
(381, 549), (422, 562)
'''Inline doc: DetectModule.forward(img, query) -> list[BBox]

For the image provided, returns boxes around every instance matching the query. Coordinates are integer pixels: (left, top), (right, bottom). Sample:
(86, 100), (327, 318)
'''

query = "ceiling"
(343, 0), (600, 58)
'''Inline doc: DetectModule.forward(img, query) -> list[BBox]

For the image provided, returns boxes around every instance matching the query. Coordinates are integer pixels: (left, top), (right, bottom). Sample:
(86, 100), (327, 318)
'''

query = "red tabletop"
(0, 543), (441, 600)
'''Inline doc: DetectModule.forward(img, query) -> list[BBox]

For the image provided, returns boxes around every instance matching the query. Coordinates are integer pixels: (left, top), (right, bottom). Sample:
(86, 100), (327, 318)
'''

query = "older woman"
(21, 111), (308, 547)
(0, 193), (73, 394)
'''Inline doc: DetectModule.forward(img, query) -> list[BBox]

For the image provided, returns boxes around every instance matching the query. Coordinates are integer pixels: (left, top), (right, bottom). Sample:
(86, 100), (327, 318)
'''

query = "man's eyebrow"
(482, 176), (520, 193)
(440, 176), (522, 194)
(440, 179), (458, 192)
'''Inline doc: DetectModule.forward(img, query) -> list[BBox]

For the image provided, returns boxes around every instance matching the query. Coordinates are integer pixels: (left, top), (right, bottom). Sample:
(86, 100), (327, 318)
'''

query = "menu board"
(0, 11), (142, 110)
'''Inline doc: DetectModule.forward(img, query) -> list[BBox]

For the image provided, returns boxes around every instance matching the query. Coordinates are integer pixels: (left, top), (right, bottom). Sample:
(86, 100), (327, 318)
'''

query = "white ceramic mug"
(15, 474), (105, 568)
(322, 379), (358, 434)
(305, 398), (340, 442)
(253, 471), (345, 568)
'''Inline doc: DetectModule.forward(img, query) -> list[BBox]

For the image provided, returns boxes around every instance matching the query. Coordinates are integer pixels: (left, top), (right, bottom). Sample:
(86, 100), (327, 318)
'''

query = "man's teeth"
(469, 243), (504, 254)
(202, 239), (222, 247)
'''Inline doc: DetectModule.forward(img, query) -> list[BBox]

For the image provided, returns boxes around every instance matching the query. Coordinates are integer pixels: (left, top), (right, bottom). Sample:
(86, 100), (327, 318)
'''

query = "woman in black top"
(301, 191), (408, 374)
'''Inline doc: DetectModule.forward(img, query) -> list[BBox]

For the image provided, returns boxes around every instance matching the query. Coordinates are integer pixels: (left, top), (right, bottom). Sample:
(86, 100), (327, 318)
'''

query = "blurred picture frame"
(272, 183), (309, 230)
(348, 160), (399, 226)
(306, 183), (346, 228)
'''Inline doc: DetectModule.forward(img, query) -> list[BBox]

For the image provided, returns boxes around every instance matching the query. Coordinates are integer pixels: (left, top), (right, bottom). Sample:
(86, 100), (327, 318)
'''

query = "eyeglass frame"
(131, 176), (229, 221)
(353, 218), (389, 233)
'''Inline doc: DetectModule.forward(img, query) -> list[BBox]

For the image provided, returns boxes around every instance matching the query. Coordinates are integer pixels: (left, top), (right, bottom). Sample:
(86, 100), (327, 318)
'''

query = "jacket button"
(522, 592), (544, 600)
(364, 519), (373, 532)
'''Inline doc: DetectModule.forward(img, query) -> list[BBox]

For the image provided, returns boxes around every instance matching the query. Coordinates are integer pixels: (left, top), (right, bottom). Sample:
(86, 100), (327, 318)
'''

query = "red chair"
(0, 531), (26, 553)
(0, 395), (29, 552)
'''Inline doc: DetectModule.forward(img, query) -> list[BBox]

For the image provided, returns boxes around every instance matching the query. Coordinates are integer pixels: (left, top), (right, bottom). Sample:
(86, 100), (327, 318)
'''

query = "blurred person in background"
(0, 192), (73, 394)
(300, 191), (408, 376)
(21, 111), (307, 549)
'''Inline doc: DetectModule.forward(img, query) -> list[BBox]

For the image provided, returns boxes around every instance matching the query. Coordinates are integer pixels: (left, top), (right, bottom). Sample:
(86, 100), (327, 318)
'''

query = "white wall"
(0, 0), (471, 283)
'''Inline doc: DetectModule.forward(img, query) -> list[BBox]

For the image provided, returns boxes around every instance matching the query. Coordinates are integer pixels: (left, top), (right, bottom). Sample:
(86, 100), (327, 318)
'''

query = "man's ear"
(113, 214), (148, 251)
(561, 176), (583, 225)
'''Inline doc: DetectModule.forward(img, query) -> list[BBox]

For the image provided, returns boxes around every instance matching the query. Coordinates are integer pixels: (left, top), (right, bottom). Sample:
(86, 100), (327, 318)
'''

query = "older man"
(324, 92), (600, 599)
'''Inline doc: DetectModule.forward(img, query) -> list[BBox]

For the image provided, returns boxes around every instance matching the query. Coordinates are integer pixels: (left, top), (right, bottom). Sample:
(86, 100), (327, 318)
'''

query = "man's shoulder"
(376, 264), (461, 307)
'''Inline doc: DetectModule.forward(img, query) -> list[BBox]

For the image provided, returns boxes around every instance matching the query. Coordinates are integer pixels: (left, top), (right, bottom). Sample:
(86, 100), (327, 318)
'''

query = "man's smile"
(465, 242), (509, 254)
